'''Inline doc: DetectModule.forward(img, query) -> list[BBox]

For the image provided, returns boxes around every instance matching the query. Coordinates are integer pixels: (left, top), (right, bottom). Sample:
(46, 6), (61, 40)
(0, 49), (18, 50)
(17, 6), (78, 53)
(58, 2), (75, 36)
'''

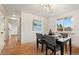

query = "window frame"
(57, 16), (74, 33)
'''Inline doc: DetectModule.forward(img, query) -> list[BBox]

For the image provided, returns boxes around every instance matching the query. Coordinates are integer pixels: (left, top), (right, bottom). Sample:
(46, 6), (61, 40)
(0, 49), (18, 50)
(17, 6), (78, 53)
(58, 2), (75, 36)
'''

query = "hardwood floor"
(1, 41), (79, 55)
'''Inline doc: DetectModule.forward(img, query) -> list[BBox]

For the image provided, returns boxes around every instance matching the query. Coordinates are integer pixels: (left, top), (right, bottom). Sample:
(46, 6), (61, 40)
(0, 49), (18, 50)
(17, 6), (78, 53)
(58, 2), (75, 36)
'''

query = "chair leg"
(54, 47), (56, 55)
(41, 41), (44, 52)
(46, 43), (48, 55)
(37, 40), (38, 50)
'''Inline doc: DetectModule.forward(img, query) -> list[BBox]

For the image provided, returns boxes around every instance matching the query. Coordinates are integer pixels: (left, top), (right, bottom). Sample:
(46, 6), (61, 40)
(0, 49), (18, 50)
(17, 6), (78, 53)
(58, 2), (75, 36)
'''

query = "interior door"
(0, 16), (5, 52)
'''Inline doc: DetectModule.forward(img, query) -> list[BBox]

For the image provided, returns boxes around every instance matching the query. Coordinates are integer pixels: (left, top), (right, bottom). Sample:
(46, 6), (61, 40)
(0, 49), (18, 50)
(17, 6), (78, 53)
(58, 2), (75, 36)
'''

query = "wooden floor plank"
(1, 41), (79, 55)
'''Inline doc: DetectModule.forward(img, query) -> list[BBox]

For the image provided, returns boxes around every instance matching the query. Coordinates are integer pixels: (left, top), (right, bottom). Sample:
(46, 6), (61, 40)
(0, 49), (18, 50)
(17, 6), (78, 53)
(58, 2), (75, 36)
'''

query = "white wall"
(4, 17), (8, 41)
(48, 9), (79, 47)
(21, 12), (47, 44)
(0, 5), (5, 53)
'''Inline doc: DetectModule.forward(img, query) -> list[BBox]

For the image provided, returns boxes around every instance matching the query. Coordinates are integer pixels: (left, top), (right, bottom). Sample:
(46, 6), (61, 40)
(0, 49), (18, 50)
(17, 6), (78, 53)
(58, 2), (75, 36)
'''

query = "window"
(57, 17), (73, 32)
(32, 19), (43, 33)
(57, 18), (63, 31)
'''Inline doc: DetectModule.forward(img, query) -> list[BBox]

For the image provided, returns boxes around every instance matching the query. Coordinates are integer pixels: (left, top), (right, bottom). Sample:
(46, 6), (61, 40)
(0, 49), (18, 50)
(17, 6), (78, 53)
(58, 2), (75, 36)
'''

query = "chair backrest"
(36, 33), (43, 40)
(45, 35), (56, 46)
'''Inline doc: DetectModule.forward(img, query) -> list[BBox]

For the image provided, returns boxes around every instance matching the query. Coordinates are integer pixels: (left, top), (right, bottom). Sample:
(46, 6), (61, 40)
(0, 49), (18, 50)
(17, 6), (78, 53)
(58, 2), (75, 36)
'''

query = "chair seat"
(47, 44), (60, 51)
(38, 39), (45, 44)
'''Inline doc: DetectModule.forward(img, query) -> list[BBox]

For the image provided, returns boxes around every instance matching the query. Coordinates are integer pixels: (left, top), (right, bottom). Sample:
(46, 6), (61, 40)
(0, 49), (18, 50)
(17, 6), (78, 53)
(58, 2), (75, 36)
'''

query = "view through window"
(57, 17), (73, 31)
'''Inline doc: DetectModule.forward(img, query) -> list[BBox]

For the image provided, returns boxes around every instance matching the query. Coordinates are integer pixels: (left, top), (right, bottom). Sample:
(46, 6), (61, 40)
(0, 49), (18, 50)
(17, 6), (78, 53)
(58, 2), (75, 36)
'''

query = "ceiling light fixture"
(12, 14), (16, 17)
(41, 4), (54, 11)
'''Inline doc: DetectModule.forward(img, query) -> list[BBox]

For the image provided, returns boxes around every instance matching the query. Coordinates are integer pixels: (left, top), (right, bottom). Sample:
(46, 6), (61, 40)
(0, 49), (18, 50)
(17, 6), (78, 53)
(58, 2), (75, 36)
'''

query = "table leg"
(37, 39), (38, 50)
(61, 43), (64, 55)
(65, 44), (67, 52)
(46, 43), (48, 55)
(69, 38), (72, 55)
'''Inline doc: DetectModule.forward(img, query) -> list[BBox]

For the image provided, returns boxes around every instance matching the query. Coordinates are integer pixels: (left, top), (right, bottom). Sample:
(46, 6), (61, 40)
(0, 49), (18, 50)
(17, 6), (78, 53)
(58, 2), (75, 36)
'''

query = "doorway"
(7, 16), (21, 48)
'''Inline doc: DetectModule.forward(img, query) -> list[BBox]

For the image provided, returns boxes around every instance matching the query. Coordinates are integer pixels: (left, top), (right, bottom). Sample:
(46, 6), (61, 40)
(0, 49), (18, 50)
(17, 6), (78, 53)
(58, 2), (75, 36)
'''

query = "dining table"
(52, 34), (72, 55)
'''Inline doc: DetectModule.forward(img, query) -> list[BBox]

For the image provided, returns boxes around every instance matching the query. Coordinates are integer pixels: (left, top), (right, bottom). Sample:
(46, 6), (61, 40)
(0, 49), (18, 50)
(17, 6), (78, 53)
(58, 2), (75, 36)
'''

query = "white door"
(0, 16), (5, 53)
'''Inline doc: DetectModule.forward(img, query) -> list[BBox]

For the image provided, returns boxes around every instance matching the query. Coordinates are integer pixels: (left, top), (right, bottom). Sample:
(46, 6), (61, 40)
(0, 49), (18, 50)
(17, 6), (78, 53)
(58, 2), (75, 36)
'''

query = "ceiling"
(2, 4), (79, 17)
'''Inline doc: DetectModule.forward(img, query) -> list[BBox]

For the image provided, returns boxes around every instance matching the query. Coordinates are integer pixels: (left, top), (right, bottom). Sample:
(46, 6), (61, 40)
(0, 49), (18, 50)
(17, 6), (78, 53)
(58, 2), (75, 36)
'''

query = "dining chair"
(36, 33), (45, 52)
(45, 35), (61, 55)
